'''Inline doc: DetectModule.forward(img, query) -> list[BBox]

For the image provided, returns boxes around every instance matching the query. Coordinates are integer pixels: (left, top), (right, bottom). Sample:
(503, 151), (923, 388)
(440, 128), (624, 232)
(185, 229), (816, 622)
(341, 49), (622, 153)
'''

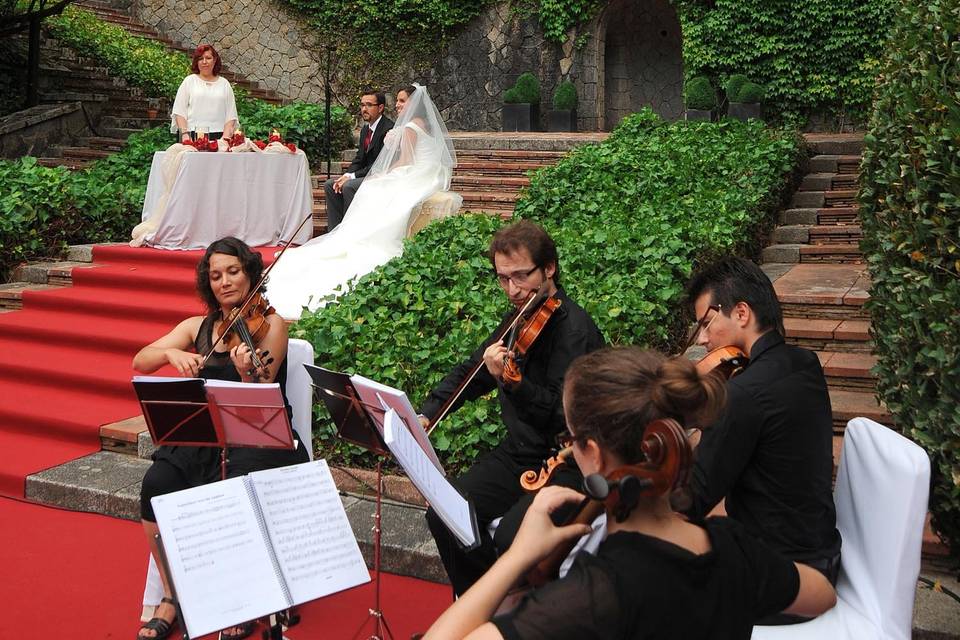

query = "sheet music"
(249, 460), (370, 604)
(383, 409), (477, 547)
(350, 373), (445, 474)
(151, 479), (290, 638)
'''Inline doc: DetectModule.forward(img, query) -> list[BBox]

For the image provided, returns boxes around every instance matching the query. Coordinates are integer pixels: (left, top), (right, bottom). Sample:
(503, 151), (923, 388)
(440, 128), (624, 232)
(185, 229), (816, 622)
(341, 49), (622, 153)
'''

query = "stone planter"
(684, 108), (712, 122)
(727, 102), (764, 121)
(547, 109), (577, 132)
(502, 103), (540, 132)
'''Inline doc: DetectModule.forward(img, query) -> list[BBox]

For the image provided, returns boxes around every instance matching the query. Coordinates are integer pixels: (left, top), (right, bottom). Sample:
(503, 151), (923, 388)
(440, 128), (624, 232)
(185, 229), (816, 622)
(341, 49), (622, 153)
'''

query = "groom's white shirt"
(347, 115), (384, 180)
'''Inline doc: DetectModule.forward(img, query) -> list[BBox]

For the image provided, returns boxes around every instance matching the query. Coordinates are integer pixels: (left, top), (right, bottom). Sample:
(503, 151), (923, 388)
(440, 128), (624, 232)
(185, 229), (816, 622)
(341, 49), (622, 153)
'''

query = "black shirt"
(687, 331), (842, 564)
(421, 288), (604, 458)
(493, 517), (800, 640)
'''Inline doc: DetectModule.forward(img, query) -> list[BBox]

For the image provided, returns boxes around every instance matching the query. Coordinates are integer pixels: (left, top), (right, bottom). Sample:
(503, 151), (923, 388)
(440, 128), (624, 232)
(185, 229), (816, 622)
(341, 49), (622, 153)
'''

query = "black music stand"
(134, 376), (297, 640)
(304, 364), (395, 640)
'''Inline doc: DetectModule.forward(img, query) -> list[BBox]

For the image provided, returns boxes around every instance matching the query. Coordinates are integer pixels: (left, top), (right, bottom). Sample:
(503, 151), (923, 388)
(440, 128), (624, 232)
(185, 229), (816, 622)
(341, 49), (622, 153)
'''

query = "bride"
(268, 83), (458, 319)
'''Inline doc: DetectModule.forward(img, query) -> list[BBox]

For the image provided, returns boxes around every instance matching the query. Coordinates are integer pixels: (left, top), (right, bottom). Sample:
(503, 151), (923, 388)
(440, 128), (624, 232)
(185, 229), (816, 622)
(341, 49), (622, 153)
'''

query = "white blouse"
(170, 74), (239, 134)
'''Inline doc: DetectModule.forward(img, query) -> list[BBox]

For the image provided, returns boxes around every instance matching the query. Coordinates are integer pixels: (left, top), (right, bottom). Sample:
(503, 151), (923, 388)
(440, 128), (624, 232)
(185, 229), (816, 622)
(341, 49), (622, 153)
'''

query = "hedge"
(292, 110), (803, 473)
(859, 0), (960, 559)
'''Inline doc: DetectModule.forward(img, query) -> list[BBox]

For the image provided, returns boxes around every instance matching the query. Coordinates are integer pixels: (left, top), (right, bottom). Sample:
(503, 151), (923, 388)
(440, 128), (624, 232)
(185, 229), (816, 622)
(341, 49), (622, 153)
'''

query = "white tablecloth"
(140, 151), (314, 249)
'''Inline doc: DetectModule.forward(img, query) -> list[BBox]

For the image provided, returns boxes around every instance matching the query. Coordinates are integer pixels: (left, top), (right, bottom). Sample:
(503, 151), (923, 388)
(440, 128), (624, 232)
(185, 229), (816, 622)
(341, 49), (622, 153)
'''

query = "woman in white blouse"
(171, 44), (238, 142)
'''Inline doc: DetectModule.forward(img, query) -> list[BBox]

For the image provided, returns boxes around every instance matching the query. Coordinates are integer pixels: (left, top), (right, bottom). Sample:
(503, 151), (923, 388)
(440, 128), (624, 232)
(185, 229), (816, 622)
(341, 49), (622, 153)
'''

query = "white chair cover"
(752, 417), (930, 640)
(142, 340), (316, 613)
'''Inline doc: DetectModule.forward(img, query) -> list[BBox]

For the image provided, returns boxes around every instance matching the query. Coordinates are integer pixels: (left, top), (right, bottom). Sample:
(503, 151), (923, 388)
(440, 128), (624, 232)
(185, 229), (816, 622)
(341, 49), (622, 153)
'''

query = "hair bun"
(652, 357), (726, 427)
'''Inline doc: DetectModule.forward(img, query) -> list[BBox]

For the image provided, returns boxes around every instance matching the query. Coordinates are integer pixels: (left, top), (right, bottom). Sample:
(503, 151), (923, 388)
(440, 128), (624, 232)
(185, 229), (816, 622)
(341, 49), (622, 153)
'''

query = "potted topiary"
(684, 76), (716, 121)
(727, 81), (765, 121)
(723, 74), (749, 108)
(548, 80), (577, 132)
(502, 72), (541, 132)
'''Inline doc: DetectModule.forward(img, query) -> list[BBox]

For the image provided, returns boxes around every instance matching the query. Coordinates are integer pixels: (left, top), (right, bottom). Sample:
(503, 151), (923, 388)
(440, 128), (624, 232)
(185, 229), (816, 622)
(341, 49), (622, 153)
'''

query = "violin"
(501, 296), (562, 386)
(199, 211), (315, 378)
(525, 418), (692, 586)
(426, 286), (555, 434)
(695, 345), (748, 380)
(220, 291), (277, 380)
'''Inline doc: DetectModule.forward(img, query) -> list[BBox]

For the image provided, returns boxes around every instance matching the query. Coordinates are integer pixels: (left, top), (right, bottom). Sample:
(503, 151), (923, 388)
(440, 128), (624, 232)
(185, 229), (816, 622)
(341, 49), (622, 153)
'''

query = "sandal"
(218, 620), (255, 640)
(137, 597), (177, 640)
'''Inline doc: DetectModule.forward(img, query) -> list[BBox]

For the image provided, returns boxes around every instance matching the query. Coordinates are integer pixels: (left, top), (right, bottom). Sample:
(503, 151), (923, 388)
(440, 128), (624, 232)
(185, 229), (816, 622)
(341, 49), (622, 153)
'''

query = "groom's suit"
(324, 115), (395, 231)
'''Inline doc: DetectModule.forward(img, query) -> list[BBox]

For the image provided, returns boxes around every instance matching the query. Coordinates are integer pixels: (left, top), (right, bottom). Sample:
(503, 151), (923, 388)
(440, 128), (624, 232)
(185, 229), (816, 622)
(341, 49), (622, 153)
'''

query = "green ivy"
(293, 109), (802, 473)
(859, 0), (960, 559)
(674, 0), (894, 122)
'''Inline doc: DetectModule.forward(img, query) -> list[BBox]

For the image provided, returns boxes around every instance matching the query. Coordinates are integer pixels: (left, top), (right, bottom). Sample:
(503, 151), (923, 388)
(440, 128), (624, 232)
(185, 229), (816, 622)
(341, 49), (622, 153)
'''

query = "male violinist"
(419, 220), (604, 597)
(683, 257), (841, 624)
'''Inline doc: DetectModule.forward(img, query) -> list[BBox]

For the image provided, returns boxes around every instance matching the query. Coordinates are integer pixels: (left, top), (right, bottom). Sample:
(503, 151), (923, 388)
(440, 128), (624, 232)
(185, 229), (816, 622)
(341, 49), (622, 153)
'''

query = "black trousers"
(425, 443), (582, 596)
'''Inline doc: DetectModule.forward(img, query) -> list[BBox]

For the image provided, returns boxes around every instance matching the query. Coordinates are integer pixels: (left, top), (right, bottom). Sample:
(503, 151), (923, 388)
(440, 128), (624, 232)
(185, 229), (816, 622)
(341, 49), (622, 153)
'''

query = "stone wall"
(130, 0), (328, 102)
(128, 0), (684, 131)
(0, 103), (92, 159)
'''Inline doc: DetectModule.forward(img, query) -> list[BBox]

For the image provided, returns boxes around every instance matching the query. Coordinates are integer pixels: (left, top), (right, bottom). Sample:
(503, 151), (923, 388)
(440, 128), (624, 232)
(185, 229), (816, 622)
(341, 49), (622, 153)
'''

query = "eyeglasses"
(495, 265), (539, 288)
(360, 101), (379, 108)
(682, 304), (722, 352)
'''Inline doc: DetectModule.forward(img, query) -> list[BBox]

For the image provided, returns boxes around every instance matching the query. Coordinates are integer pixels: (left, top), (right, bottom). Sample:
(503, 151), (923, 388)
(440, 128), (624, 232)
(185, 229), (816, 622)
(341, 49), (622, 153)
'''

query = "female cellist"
(423, 347), (836, 640)
(132, 237), (308, 640)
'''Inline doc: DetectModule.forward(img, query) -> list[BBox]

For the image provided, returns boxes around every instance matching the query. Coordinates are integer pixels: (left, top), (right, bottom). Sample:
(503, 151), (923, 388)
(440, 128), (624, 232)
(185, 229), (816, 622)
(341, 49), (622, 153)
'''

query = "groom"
(324, 89), (394, 231)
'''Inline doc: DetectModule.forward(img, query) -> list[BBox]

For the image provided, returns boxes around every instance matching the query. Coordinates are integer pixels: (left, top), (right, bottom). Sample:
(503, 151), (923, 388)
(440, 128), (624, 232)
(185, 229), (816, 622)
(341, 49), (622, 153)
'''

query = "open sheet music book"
(383, 409), (480, 549)
(151, 460), (370, 638)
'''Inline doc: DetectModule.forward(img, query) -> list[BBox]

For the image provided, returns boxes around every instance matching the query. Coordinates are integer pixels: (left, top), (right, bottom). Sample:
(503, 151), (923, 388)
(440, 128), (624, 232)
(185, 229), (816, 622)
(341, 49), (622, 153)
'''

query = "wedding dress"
(267, 84), (458, 319)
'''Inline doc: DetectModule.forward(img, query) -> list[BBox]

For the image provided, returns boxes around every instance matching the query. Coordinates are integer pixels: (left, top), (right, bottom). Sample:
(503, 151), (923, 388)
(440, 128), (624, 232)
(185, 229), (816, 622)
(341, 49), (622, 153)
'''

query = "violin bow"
(200, 211), (315, 368)
(427, 285), (548, 435)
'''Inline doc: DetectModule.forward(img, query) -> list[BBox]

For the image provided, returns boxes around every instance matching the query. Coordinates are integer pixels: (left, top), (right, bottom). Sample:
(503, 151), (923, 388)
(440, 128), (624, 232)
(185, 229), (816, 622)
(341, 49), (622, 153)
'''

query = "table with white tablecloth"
(139, 151), (314, 249)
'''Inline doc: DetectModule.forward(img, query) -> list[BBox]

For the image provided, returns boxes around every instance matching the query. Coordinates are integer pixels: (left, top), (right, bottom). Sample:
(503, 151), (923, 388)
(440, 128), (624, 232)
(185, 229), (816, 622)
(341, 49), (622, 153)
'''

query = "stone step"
(791, 189), (860, 209)
(0, 282), (65, 310)
(828, 388), (891, 431)
(818, 350), (878, 390)
(799, 243), (864, 264)
(807, 154), (863, 174)
(99, 126), (143, 139)
(60, 147), (115, 160)
(780, 207), (859, 226)
(36, 156), (93, 170)
(77, 136), (127, 151)
(798, 172), (858, 191)
(784, 318), (872, 353)
(770, 263), (870, 320)
(802, 133), (864, 156)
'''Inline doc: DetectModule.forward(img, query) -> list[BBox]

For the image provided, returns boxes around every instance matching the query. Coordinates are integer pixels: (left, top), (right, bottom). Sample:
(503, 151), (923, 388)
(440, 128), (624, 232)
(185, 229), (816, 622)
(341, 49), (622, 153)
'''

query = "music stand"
(133, 377), (294, 480)
(304, 364), (395, 640)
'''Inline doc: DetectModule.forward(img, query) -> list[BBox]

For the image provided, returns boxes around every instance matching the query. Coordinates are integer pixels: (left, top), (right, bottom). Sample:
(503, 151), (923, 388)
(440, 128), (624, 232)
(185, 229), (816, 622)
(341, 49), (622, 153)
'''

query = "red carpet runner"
(0, 497), (452, 638)
(0, 244), (277, 497)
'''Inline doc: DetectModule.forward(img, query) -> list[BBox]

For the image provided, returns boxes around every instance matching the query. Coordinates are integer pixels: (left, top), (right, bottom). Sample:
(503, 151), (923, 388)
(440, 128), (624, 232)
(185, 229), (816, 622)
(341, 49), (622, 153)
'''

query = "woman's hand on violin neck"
(506, 486), (593, 569)
(482, 340), (510, 380)
(230, 343), (274, 382)
(165, 348), (204, 378)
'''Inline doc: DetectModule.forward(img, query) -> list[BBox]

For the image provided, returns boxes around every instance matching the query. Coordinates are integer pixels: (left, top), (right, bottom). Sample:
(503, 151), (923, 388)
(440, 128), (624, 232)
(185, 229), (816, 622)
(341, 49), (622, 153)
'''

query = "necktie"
(364, 127), (373, 151)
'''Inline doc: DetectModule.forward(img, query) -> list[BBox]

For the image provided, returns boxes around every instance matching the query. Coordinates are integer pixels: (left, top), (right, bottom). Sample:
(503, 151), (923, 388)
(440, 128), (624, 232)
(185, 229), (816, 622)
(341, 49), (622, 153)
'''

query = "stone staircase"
(27, 0), (281, 169)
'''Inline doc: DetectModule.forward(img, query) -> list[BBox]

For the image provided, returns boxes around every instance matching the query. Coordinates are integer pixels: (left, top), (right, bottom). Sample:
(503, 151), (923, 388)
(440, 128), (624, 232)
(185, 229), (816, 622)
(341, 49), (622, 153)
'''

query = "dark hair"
(685, 257), (784, 335)
(564, 347), (726, 466)
(361, 88), (386, 106)
(191, 44), (222, 76)
(488, 220), (561, 285)
(398, 85), (417, 98)
(195, 237), (265, 313)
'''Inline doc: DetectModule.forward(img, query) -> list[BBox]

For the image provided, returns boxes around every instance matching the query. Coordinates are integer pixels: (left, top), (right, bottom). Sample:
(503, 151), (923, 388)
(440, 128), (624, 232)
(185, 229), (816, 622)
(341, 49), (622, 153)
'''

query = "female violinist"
(423, 347), (837, 640)
(132, 237), (308, 640)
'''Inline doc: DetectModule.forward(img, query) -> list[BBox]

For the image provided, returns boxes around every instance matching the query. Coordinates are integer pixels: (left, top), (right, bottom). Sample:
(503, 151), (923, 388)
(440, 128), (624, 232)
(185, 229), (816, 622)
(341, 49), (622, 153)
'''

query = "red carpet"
(0, 497), (452, 638)
(0, 245), (278, 497)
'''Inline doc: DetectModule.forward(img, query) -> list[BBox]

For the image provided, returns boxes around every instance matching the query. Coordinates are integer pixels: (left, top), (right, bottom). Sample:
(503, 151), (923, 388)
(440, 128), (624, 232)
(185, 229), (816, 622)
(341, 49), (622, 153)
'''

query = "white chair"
(141, 339), (316, 618)
(752, 417), (930, 640)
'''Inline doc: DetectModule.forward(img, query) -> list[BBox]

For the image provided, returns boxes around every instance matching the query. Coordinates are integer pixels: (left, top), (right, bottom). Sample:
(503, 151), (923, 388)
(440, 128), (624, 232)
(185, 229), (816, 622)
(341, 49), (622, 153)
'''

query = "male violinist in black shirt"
(684, 257), (842, 624)
(419, 220), (604, 597)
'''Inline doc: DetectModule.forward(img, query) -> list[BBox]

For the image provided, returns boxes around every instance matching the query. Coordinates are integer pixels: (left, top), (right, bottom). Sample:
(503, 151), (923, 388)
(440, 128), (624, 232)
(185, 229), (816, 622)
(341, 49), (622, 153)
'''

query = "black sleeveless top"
(150, 312), (308, 483)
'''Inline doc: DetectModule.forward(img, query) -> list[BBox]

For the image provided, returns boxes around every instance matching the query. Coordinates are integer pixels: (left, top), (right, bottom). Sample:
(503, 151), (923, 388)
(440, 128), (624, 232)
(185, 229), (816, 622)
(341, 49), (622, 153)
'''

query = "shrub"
(552, 81), (577, 111)
(238, 100), (353, 168)
(293, 109), (803, 473)
(684, 76), (717, 110)
(734, 82), (765, 104)
(724, 74), (749, 102)
(513, 72), (541, 104)
(0, 127), (171, 279)
(859, 0), (960, 559)
(503, 87), (522, 104)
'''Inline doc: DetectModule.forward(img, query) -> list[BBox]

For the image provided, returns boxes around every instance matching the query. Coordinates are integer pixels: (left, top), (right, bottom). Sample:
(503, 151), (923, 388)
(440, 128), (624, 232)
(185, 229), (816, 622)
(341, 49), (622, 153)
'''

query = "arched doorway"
(600, 0), (683, 130)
